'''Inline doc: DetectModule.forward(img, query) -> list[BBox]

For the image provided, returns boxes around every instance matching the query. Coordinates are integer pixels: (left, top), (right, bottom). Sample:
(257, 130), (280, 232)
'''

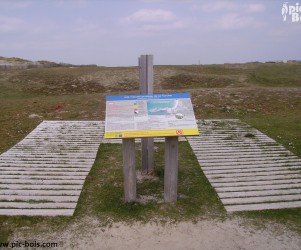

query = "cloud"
(139, 0), (165, 2)
(201, 1), (237, 12)
(247, 3), (265, 13)
(214, 13), (263, 30)
(125, 9), (176, 23)
(56, 0), (88, 7)
(139, 0), (192, 3)
(193, 1), (266, 31)
(0, 41), (26, 50)
(124, 9), (185, 33)
(0, 16), (25, 33)
(73, 18), (104, 33)
(0, 1), (32, 10)
(198, 1), (265, 13)
(142, 20), (185, 31)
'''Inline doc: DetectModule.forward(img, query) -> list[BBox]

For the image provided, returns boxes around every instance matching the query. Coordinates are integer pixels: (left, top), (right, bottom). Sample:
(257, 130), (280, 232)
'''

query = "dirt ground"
(12, 216), (301, 250)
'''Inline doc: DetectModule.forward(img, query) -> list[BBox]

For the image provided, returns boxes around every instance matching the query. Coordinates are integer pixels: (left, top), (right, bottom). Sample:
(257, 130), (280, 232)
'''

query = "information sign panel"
(104, 92), (199, 138)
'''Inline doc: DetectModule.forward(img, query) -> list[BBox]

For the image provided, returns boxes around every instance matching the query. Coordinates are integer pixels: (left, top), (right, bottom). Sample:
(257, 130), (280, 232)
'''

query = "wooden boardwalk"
(0, 121), (103, 216)
(188, 119), (301, 212)
(1, 119), (300, 216)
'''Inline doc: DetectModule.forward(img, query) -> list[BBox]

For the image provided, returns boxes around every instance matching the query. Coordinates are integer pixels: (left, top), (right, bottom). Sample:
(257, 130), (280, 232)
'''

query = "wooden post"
(164, 136), (179, 202)
(139, 55), (154, 174)
(122, 138), (136, 202)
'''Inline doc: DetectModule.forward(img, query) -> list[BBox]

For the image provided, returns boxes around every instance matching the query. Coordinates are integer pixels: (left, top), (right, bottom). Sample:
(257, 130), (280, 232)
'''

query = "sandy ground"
(12, 217), (301, 250)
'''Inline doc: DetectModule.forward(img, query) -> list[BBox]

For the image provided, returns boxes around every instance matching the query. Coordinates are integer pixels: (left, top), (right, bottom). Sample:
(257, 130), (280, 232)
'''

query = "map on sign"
(104, 92), (199, 138)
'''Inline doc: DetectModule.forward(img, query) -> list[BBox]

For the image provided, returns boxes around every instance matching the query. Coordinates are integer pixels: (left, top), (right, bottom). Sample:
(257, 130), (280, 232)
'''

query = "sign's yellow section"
(105, 128), (199, 139)
(105, 93), (199, 139)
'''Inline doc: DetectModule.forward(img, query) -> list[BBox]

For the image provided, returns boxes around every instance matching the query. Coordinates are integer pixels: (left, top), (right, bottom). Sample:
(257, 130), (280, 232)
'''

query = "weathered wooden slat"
(0, 179), (85, 185)
(218, 189), (301, 198)
(0, 184), (83, 190)
(0, 121), (102, 216)
(0, 209), (74, 216)
(211, 178), (301, 188)
(0, 195), (78, 202)
(199, 159), (301, 167)
(202, 163), (301, 171)
(208, 174), (301, 183)
(191, 149), (288, 156)
(225, 201), (301, 212)
(191, 146), (286, 152)
(0, 189), (81, 196)
(206, 170), (300, 178)
(0, 202), (77, 209)
(0, 163), (91, 169)
(122, 138), (136, 202)
(195, 156), (299, 163)
(216, 183), (301, 192)
(194, 151), (291, 157)
(0, 160), (94, 165)
(164, 137), (179, 202)
(222, 194), (301, 205)
(2, 153), (97, 157)
(188, 119), (301, 212)
(0, 175), (86, 180)
(0, 170), (88, 176)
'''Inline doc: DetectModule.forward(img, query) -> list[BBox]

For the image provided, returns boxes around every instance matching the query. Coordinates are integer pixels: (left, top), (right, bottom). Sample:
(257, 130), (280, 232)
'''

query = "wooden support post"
(139, 55), (154, 174)
(122, 138), (136, 202)
(164, 136), (179, 202)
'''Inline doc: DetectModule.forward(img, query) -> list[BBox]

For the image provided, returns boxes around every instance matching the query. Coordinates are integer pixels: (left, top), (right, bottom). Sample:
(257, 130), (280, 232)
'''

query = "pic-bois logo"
(282, 2), (301, 22)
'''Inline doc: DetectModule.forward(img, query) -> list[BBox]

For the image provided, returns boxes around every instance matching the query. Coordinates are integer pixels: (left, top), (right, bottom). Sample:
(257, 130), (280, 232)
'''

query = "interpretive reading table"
(104, 92), (199, 138)
(104, 92), (199, 203)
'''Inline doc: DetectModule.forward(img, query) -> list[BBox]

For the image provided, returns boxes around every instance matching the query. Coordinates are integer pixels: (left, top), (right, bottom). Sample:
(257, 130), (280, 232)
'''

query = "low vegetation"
(0, 61), (300, 241)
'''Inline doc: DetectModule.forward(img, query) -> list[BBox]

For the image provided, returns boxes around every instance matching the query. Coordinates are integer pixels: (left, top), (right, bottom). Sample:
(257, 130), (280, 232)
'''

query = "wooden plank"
(199, 159), (301, 167)
(1, 154), (97, 159)
(206, 170), (300, 178)
(212, 178), (301, 188)
(0, 160), (94, 165)
(122, 138), (136, 202)
(0, 170), (88, 175)
(208, 174), (301, 183)
(195, 156), (299, 163)
(0, 195), (78, 202)
(0, 209), (74, 216)
(225, 201), (301, 212)
(216, 183), (301, 192)
(0, 189), (81, 196)
(194, 152), (289, 159)
(218, 189), (301, 198)
(202, 164), (301, 172)
(141, 140), (149, 173)
(191, 141), (278, 146)
(147, 138), (154, 173)
(222, 194), (301, 205)
(0, 163), (91, 168)
(139, 54), (154, 173)
(139, 55), (153, 94)
(191, 149), (288, 155)
(0, 179), (85, 185)
(0, 202), (77, 209)
(191, 146), (286, 152)
(100, 137), (186, 144)
(188, 119), (301, 212)
(0, 175), (86, 180)
(0, 121), (103, 216)
(164, 137), (179, 202)
(0, 184), (83, 190)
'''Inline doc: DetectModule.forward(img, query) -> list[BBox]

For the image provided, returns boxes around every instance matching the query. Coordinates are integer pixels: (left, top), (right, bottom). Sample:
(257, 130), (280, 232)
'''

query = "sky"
(0, 0), (300, 66)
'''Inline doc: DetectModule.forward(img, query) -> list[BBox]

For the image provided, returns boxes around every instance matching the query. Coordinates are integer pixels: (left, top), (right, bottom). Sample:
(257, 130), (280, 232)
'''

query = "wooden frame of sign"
(105, 55), (199, 203)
